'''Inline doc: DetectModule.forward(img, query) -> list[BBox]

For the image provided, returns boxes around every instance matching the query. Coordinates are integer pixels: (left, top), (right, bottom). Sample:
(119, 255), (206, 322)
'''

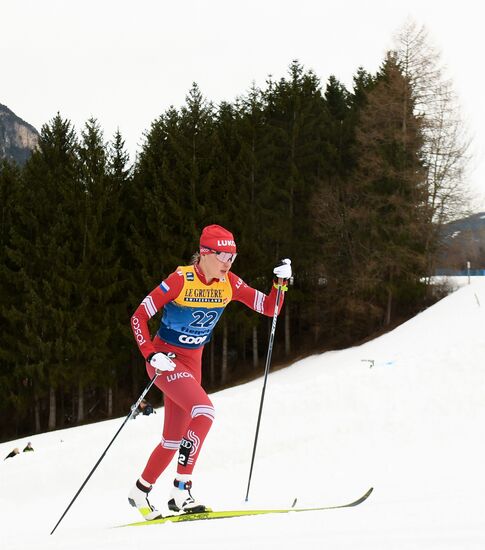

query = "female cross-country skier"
(128, 224), (292, 519)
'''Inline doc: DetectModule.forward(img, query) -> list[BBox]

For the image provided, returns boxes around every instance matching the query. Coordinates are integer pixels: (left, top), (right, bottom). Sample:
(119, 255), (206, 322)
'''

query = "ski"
(121, 487), (373, 527)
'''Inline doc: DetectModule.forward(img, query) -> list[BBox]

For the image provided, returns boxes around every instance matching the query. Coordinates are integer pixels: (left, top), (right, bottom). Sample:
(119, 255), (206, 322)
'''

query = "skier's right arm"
(130, 270), (184, 360)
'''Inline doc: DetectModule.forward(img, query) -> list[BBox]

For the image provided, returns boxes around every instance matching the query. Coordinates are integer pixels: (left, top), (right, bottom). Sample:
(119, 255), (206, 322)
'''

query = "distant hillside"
(442, 212), (485, 236)
(436, 212), (485, 274)
(0, 104), (39, 164)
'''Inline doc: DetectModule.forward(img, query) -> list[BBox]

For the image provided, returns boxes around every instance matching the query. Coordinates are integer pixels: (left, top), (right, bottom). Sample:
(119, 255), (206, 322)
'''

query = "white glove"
(147, 352), (176, 373)
(273, 258), (292, 280)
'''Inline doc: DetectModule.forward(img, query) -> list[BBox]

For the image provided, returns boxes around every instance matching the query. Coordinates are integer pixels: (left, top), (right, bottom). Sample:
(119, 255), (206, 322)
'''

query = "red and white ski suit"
(131, 263), (285, 483)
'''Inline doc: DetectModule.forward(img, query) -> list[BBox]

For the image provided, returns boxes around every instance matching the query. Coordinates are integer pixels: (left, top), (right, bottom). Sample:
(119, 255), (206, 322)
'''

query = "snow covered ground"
(1, 277), (485, 549)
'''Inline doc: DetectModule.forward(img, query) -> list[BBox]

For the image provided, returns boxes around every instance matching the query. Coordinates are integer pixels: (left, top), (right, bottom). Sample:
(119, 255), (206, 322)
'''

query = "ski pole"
(245, 284), (283, 502)
(50, 368), (163, 535)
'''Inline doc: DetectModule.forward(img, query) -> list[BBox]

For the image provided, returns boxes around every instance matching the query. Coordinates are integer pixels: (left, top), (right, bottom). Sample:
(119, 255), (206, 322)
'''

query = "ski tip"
(352, 487), (373, 506)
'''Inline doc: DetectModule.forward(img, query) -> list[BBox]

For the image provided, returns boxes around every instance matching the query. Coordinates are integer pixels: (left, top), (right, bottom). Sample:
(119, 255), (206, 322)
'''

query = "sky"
(1, 276), (484, 548)
(2, 0), (484, 207)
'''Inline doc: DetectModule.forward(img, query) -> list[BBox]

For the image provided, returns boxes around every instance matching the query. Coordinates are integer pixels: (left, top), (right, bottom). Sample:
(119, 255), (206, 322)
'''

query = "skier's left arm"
(229, 259), (292, 316)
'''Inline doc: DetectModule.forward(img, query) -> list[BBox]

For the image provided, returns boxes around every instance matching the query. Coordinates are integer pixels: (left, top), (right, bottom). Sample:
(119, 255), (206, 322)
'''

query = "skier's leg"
(140, 396), (191, 484)
(129, 343), (214, 516)
(167, 409), (214, 513)
(129, 396), (192, 519)
(157, 372), (214, 460)
(151, 365), (214, 512)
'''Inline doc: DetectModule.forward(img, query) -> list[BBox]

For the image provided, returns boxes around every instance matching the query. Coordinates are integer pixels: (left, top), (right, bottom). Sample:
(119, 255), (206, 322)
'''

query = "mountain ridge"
(0, 103), (39, 164)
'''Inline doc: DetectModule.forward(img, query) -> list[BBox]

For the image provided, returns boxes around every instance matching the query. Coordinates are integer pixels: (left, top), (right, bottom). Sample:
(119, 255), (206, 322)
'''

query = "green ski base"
(122, 487), (373, 527)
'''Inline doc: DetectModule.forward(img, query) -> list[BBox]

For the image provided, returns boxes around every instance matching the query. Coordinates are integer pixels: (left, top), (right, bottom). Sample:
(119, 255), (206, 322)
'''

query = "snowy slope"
(1, 278), (485, 549)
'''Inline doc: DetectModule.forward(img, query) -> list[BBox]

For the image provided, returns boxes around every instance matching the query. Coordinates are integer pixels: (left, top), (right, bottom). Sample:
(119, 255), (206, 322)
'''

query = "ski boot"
(167, 478), (207, 513)
(128, 478), (161, 520)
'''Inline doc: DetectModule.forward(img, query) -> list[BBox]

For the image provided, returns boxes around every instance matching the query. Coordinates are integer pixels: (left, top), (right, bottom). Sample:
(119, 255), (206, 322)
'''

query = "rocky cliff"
(0, 104), (40, 164)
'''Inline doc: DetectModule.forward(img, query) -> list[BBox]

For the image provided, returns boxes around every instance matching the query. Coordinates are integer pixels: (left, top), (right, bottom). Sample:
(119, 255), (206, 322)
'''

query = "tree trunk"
(252, 325), (258, 369)
(221, 318), (228, 385)
(285, 302), (291, 355)
(78, 381), (84, 422)
(59, 388), (65, 428)
(107, 386), (113, 417)
(34, 394), (41, 433)
(385, 288), (393, 326)
(48, 386), (56, 430)
(131, 350), (139, 398)
(209, 335), (215, 387)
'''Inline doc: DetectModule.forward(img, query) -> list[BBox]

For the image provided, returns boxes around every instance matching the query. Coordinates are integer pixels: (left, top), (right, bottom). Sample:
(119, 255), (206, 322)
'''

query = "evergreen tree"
(262, 62), (324, 261)
(236, 84), (276, 280)
(0, 160), (25, 436)
(6, 114), (81, 430)
(131, 84), (214, 287)
(309, 74), (357, 343)
(261, 62), (327, 352)
(75, 118), (124, 420)
(127, 87), (215, 390)
(107, 129), (134, 412)
(130, 111), (174, 292)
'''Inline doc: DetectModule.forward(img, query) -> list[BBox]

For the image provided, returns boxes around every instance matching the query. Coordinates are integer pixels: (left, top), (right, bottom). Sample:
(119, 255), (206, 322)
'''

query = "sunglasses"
(201, 247), (238, 263)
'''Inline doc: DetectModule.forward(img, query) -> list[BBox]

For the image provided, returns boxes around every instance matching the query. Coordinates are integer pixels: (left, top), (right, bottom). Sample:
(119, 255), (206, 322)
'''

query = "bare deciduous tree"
(393, 19), (471, 225)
